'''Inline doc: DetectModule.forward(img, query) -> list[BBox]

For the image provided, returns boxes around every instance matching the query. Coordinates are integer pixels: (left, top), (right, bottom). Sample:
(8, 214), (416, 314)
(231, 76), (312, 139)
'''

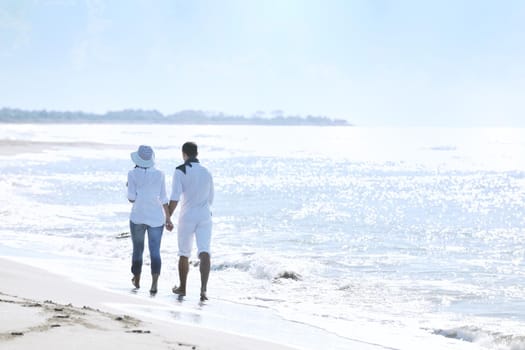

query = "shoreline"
(0, 252), (385, 350)
(0, 256), (299, 350)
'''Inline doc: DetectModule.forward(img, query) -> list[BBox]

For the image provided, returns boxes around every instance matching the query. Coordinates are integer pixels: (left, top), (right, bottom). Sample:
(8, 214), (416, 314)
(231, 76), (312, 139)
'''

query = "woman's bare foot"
(172, 286), (186, 296)
(150, 283), (157, 294)
(200, 292), (208, 301)
(150, 274), (159, 294)
(131, 275), (140, 289)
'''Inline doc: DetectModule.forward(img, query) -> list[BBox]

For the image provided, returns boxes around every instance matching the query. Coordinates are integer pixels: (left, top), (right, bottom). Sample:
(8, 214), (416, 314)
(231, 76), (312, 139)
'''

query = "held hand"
(165, 221), (174, 232)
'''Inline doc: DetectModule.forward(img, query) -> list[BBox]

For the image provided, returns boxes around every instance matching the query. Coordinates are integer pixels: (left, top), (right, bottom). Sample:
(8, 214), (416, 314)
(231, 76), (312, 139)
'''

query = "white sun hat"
(131, 145), (155, 168)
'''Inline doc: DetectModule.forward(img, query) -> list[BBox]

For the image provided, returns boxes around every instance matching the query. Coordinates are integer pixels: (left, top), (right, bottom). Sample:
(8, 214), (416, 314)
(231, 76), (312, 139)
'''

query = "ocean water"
(1, 124), (525, 350)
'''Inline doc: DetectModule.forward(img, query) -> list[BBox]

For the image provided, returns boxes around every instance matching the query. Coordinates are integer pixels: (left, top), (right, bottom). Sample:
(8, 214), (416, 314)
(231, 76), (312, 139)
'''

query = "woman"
(127, 145), (173, 294)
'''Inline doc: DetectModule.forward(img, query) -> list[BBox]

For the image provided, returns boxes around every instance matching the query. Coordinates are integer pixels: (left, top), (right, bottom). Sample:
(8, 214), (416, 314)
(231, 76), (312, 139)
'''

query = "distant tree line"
(0, 108), (351, 126)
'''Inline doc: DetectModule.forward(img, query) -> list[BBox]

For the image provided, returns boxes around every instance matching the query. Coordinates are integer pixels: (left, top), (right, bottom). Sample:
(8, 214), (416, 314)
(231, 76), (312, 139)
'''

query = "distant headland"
(0, 108), (351, 126)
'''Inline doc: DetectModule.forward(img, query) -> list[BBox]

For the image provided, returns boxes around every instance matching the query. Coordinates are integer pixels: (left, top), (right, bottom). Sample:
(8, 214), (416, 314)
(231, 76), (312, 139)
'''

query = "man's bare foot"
(172, 286), (186, 296)
(200, 292), (208, 301)
(131, 275), (140, 289)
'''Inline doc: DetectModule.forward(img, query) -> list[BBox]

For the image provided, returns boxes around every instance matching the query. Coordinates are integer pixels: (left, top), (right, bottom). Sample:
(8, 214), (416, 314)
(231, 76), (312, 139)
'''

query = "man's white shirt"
(171, 162), (214, 221)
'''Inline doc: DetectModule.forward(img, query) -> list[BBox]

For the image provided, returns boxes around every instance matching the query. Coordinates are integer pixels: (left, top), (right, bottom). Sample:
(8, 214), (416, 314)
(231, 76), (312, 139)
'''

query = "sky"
(1, 0), (524, 126)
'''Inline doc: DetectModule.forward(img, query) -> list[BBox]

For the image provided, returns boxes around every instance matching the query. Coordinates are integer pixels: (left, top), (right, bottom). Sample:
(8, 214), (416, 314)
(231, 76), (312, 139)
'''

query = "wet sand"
(0, 257), (297, 350)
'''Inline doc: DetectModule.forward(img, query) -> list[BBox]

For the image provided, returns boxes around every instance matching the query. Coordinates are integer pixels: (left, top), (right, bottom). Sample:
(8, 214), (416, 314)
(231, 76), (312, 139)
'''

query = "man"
(168, 142), (214, 301)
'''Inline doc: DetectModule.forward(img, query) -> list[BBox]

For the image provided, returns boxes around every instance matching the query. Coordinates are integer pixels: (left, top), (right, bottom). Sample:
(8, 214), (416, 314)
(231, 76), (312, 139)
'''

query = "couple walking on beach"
(126, 142), (214, 301)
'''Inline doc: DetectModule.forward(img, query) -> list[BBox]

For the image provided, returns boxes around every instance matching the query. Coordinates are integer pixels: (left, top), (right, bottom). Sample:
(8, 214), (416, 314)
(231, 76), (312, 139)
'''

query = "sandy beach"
(0, 139), (127, 155)
(0, 257), (297, 350)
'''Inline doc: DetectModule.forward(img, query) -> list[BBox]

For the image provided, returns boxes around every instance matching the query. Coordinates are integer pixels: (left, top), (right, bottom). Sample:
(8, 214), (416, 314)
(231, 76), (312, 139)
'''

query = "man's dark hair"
(182, 142), (198, 158)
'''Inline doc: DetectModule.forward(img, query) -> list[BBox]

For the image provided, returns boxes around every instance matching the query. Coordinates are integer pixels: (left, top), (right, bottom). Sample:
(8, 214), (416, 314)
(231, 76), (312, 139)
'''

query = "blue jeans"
(130, 221), (163, 275)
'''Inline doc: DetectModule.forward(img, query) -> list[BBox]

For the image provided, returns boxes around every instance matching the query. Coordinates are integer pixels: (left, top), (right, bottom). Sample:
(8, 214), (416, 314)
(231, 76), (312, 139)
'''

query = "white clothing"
(177, 217), (212, 257)
(171, 161), (214, 257)
(127, 167), (168, 227)
(170, 162), (214, 220)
